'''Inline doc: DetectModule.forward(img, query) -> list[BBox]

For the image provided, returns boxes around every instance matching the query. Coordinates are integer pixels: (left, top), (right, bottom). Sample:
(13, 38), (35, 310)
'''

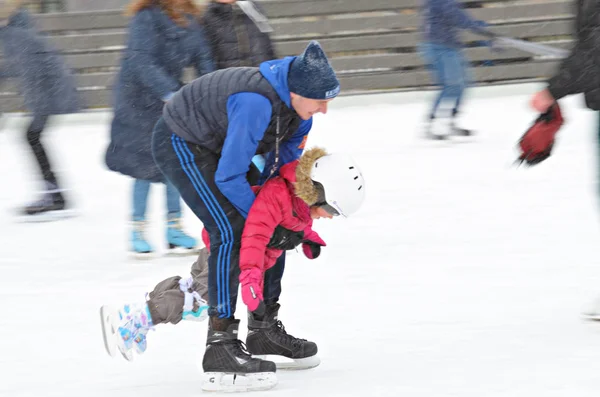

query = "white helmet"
(310, 153), (366, 217)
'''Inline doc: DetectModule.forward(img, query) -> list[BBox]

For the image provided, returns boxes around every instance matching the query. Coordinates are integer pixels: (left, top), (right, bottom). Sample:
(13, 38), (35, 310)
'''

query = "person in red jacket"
(100, 147), (366, 375)
(198, 146), (365, 369)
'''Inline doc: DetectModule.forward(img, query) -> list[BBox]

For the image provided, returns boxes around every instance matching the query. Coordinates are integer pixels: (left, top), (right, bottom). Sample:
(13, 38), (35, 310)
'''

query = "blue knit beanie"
(288, 41), (340, 100)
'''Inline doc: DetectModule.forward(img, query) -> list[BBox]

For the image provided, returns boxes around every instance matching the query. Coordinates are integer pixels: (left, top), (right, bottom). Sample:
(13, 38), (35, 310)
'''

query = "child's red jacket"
(239, 160), (325, 273)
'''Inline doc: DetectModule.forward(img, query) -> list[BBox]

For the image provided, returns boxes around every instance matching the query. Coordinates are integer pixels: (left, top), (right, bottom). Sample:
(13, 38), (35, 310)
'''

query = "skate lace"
(274, 320), (306, 347)
(221, 338), (254, 359)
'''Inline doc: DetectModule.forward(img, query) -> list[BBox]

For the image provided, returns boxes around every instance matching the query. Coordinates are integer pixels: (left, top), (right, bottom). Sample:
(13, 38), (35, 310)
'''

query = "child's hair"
(126, 0), (203, 26)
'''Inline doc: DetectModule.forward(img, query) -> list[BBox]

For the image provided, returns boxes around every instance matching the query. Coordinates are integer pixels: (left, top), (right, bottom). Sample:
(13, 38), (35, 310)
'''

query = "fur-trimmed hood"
(278, 147), (327, 206)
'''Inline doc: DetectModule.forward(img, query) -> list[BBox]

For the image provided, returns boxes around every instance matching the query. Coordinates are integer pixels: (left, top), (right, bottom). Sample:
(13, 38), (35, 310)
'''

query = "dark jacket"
(202, 0), (275, 69)
(106, 6), (215, 182)
(0, 8), (80, 115)
(163, 57), (312, 218)
(547, 0), (600, 110)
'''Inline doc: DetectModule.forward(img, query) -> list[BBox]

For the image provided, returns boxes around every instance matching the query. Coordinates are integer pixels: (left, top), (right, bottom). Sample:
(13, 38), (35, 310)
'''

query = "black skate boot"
(246, 303), (320, 370)
(21, 181), (74, 222)
(201, 317), (277, 392)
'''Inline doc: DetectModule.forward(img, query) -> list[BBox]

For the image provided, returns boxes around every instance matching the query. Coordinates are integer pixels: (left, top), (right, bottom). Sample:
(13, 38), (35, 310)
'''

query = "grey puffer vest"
(163, 67), (302, 155)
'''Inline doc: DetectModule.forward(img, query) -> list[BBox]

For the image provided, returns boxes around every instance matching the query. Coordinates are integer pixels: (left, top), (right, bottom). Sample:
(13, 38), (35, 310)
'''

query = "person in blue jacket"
(105, 0), (215, 257)
(0, 2), (81, 220)
(420, 0), (494, 139)
(150, 40), (339, 392)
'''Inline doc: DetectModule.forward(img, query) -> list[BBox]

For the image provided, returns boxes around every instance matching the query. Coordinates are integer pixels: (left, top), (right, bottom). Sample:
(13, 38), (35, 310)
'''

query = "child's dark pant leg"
(263, 253), (285, 306)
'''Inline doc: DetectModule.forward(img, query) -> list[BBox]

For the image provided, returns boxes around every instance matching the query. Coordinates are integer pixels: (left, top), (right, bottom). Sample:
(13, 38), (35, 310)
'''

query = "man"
(528, 1), (600, 320)
(530, 1), (599, 114)
(202, 0), (286, 327)
(151, 40), (340, 392)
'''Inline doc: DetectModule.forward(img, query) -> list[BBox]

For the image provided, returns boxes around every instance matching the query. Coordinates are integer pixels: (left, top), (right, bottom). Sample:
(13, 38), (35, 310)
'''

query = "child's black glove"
(267, 226), (304, 251)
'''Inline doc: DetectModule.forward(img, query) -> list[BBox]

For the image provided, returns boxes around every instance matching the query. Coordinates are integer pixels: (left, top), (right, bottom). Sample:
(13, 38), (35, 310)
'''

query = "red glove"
(517, 104), (563, 166)
(239, 268), (265, 315)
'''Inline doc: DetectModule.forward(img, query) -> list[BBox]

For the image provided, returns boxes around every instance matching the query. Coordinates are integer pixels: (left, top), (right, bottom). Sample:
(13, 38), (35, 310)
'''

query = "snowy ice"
(2, 83), (600, 396)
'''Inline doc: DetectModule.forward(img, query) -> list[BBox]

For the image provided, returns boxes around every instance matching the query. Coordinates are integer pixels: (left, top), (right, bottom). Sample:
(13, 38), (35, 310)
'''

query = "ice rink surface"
(3, 83), (600, 396)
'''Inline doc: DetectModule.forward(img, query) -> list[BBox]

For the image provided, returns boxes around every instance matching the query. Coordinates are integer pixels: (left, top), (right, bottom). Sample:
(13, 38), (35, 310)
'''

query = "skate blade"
(201, 372), (277, 392)
(582, 312), (600, 321)
(580, 299), (600, 321)
(128, 251), (156, 261)
(16, 208), (78, 223)
(452, 130), (473, 137)
(423, 131), (449, 141)
(100, 306), (118, 358)
(253, 354), (320, 370)
(165, 246), (200, 257)
(429, 134), (448, 140)
(99, 305), (133, 361)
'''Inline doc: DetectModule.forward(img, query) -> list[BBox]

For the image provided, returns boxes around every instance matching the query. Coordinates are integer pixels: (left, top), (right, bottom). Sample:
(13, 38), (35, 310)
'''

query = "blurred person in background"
(202, 0), (276, 71)
(202, 0), (276, 179)
(528, 0), (600, 319)
(105, 0), (215, 258)
(419, 0), (495, 139)
(0, 0), (81, 221)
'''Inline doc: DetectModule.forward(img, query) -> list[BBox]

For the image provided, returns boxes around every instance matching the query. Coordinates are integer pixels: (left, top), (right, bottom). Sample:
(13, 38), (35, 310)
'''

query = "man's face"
(290, 93), (333, 120)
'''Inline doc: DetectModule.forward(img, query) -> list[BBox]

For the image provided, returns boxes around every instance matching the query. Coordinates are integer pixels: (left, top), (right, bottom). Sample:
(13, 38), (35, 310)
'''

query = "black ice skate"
(201, 318), (277, 392)
(246, 303), (320, 370)
(20, 182), (75, 222)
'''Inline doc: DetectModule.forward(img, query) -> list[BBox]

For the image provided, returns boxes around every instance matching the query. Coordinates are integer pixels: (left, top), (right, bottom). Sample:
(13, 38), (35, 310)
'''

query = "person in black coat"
(533, 1), (600, 319)
(531, 0), (600, 112)
(202, 0), (276, 70)
(105, 0), (215, 257)
(0, 1), (81, 221)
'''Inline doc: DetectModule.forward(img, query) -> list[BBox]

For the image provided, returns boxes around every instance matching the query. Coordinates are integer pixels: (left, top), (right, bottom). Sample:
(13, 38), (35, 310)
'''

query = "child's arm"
(302, 222), (327, 259)
(239, 181), (286, 314)
(240, 184), (285, 272)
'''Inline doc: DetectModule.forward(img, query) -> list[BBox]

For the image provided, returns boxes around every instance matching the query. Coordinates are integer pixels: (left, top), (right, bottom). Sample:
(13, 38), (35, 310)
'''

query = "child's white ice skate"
(100, 303), (153, 361)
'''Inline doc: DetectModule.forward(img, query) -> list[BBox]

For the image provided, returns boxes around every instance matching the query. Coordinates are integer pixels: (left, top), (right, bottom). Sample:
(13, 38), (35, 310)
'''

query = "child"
(100, 147), (366, 391)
